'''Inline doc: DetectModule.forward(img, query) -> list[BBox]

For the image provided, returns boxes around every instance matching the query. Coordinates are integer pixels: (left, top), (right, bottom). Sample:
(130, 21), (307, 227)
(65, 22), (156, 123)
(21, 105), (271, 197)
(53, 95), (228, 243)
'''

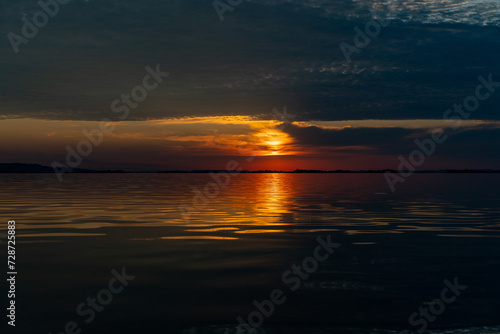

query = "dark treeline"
(1, 163), (500, 174)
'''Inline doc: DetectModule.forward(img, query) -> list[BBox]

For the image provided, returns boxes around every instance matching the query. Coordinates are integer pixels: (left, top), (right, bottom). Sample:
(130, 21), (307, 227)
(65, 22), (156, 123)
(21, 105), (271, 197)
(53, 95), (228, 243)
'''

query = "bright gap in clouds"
(2, 116), (500, 170)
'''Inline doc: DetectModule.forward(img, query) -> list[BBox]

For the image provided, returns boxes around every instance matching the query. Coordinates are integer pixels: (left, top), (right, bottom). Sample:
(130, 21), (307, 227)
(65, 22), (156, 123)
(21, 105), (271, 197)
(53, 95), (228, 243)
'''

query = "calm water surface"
(1, 173), (500, 333)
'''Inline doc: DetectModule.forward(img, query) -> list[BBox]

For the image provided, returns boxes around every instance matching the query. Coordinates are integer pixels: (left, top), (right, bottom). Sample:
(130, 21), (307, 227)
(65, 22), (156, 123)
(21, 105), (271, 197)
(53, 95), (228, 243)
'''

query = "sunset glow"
(2, 115), (500, 171)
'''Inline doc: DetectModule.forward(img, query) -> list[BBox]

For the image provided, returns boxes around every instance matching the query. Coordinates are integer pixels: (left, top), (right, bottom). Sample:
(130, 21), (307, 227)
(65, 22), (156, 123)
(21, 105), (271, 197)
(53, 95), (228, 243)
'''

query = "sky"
(1, 0), (500, 171)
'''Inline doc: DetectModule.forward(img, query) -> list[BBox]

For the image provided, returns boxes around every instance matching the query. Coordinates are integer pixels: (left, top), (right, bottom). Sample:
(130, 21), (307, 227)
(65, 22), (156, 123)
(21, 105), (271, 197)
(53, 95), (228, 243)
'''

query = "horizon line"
(1, 163), (500, 174)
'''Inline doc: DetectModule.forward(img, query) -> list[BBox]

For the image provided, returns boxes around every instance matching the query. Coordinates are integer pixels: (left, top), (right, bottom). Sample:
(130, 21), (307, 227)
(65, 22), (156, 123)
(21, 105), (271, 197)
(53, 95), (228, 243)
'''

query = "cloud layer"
(1, 0), (499, 121)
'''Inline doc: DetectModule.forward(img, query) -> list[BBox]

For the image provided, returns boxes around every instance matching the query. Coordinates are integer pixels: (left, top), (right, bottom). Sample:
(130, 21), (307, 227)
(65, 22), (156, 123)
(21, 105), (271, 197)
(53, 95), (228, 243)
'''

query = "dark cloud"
(282, 122), (500, 168)
(282, 123), (417, 148)
(1, 0), (499, 122)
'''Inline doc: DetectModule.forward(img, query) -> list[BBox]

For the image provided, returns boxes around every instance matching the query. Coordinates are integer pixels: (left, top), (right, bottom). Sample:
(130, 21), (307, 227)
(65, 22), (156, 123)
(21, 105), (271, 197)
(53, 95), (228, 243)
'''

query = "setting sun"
(253, 129), (294, 156)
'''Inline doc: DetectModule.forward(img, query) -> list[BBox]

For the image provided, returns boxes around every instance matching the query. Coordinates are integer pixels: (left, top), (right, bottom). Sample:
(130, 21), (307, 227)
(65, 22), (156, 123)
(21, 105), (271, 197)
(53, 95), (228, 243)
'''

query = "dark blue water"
(1, 173), (500, 333)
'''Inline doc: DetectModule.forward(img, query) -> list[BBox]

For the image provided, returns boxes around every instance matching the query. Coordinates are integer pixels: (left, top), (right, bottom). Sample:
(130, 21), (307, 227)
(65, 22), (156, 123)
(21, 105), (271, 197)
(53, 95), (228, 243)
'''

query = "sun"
(255, 130), (293, 156)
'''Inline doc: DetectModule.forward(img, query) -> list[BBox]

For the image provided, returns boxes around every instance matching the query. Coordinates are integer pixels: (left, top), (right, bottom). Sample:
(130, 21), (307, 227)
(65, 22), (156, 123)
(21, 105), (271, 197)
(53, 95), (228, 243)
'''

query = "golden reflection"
(161, 236), (238, 240)
(234, 230), (286, 234)
(185, 227), (239, 232)
(180, 173), (296, 235)
(19, 233), (107, 237)
(228, 173), (295, 228)
(264, 174), (288, 213)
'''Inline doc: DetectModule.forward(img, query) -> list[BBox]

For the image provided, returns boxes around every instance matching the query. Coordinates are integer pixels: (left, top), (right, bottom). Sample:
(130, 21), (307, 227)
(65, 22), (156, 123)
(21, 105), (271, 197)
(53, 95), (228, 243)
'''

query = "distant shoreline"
(1, 163), (500, 174)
